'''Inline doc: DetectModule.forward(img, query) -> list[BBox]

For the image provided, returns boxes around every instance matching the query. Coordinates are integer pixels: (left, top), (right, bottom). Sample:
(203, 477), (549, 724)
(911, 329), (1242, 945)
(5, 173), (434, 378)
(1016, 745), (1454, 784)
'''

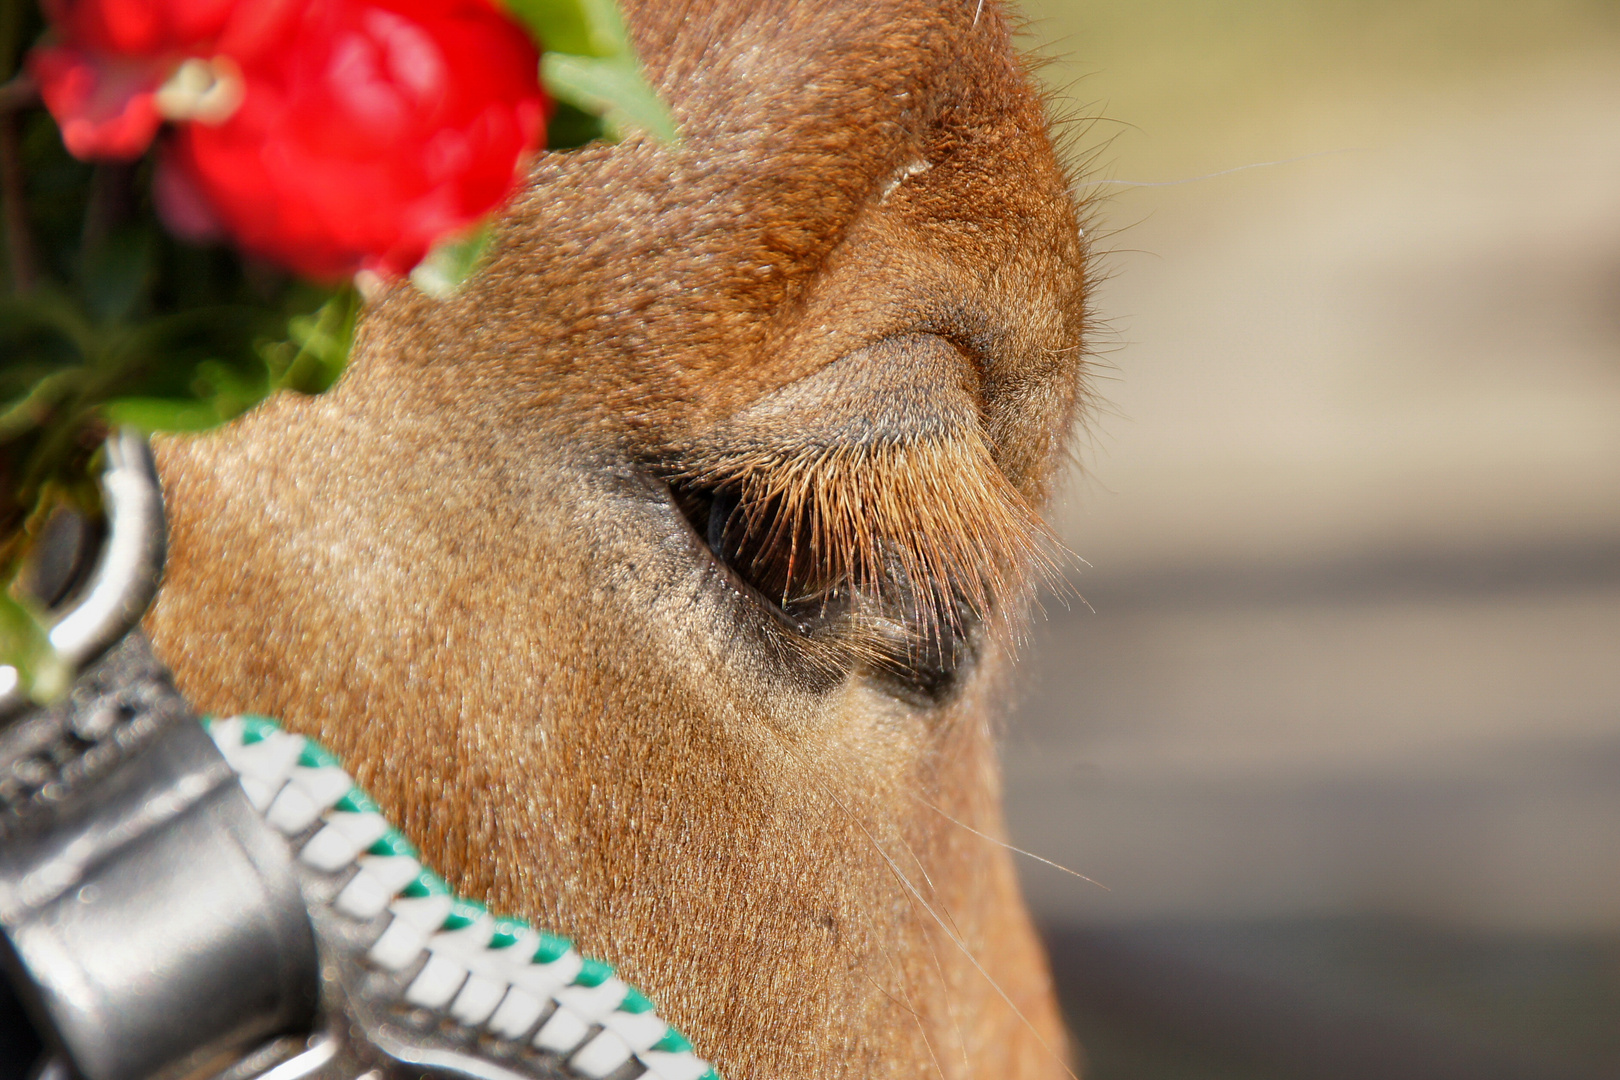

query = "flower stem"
(0, 106), (35, 293)
(81, 162), (132, 257)
(0, 0), (25, 80)
(0, 73), (35, 112)
(0, 0), (36, 295)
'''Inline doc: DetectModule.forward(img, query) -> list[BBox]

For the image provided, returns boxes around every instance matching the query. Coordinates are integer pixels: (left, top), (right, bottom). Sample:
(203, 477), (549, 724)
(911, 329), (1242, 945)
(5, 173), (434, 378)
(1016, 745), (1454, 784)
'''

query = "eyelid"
(707, 334), (984, 453)
(660, 333), (1055, 700)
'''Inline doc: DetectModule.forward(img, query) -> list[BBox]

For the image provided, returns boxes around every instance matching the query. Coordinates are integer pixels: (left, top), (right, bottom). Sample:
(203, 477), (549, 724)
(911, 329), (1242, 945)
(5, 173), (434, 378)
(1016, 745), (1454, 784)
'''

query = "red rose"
(28, 0), (302, 159)
(166, 0), (547, 279)
(30, 0), (549, 280)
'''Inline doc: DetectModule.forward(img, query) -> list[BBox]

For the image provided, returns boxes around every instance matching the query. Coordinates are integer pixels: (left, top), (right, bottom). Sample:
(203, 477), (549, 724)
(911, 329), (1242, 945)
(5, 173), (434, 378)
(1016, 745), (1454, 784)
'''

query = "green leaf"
(195, 357), (271, 416)
(501, 0), (621, 58)
(0, 592), (70, 705)
(101, 396), (229, 432)
(1, 368), (86, 444)
(108, 306), (275, 410)
(506, 0), (675, 144)
(260, 286), (357, 396)
(542, 52), (677, 142)
(101, 348), (272, 432)
(410, 226), (493, 299)
(0, 290), (99, 365)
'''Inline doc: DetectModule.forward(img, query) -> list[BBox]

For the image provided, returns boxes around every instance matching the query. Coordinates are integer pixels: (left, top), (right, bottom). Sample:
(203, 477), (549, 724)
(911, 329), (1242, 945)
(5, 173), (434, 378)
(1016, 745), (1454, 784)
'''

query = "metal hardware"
(0, 429), (167, 720)
(0, 430), (324, 1080)
(0, 635), (322, 1080)
(0, 431), (597, 1080)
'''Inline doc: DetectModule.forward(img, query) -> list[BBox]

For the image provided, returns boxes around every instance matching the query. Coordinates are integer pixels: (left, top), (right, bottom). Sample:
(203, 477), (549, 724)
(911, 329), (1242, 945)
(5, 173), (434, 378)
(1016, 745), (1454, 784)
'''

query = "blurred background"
(1006, 2), (1620, 1077)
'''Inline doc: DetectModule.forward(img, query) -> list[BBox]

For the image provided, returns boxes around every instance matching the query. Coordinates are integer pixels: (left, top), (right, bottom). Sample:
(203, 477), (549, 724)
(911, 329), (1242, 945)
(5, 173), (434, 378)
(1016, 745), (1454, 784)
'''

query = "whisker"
(861, 929), (949, 1080)
(818, 781), (1079, 1080)
(818, 776), (952, 1080)
(889, 828), (974, 1076)
(918, 797), (1110, 890)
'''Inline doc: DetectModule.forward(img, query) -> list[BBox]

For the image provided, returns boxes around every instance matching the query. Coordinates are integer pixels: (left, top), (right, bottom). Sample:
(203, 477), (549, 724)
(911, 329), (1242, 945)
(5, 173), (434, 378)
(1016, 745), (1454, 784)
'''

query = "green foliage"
(0, 589), (66, 704)
(506, 0), (678, 142)
(502, 0), (606, 57)
(0, 215), (350, 523)
(258, 285), (359, 396)
(545, 101), (607, 150)
(1, 0), (671, 696)
(503, 0), (631, 60)
(0, 115), (352, 656)
(543, 52), (677, 142)
(409, 227), (493, 299)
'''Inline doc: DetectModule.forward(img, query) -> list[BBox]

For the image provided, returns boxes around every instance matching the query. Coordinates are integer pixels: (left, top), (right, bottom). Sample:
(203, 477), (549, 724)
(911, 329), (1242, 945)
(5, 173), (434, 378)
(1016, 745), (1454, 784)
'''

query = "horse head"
(148, 1), (1089, 1074)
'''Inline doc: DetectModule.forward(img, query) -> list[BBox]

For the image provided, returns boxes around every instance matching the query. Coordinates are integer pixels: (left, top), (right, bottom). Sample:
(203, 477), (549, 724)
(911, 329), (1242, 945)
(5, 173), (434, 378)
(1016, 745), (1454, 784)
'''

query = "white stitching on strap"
(204, 715), (719, 1080)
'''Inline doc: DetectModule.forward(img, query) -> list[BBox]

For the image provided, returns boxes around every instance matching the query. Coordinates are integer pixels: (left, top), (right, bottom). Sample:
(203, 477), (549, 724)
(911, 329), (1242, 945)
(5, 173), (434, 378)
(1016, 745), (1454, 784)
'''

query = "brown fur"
(146, 0), (1090, 1076)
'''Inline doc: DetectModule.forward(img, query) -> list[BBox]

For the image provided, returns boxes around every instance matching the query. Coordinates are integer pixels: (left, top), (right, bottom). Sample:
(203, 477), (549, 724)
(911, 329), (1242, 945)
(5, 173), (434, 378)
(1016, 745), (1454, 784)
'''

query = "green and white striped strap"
(203, 714), (719, 1080)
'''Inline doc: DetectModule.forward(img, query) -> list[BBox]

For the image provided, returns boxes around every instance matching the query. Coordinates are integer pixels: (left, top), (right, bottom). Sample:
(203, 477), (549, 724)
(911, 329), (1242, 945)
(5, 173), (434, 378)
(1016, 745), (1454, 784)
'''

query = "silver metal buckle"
(0, 435), (593, 1080)
(0, 429), (165, 721)
(0, 431), (320, 1080)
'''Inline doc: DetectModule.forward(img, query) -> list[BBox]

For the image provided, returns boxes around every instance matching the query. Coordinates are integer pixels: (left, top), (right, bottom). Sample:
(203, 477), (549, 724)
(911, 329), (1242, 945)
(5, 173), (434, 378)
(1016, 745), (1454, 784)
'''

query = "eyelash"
(660, 431), (1054, 700)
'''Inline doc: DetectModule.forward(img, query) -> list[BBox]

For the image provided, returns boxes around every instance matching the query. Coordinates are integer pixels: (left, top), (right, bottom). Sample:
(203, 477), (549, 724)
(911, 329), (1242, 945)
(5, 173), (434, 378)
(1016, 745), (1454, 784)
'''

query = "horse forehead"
(437, 0), (1075, 437)
(631, 0), (995, 105)
(634, 0), (1040, 213)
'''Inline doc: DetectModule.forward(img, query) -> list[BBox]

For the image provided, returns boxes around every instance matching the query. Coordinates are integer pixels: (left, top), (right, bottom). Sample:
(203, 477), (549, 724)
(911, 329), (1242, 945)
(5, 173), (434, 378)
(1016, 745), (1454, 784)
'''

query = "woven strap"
(206, 714), (719, 1080)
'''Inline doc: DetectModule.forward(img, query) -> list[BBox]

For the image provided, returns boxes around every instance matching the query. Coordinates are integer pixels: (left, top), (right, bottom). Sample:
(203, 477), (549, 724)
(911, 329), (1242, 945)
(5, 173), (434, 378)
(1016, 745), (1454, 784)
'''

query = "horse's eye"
(670, 479), (847, 624)
(665, 334), (1054, 698)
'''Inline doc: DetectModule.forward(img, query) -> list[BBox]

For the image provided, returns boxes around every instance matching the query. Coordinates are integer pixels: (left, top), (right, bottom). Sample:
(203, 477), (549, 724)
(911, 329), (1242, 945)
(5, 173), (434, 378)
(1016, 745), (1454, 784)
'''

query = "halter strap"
(0, 434), (720, 1080)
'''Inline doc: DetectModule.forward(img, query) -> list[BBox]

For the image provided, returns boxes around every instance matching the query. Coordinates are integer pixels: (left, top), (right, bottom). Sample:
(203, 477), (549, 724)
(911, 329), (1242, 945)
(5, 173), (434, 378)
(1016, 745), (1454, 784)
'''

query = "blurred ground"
(1005, 2), (1620, 1075)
